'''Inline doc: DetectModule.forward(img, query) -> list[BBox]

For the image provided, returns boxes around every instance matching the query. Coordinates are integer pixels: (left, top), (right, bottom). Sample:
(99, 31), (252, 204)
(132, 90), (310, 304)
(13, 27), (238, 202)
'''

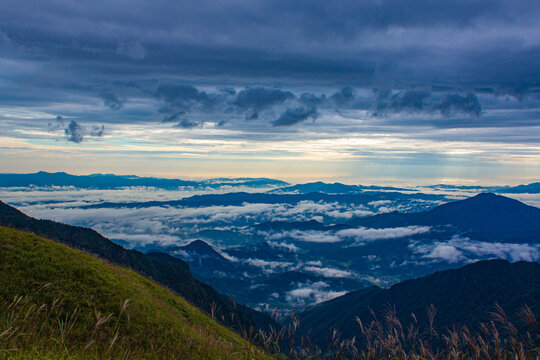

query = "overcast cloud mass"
(1, 0), (540, 182)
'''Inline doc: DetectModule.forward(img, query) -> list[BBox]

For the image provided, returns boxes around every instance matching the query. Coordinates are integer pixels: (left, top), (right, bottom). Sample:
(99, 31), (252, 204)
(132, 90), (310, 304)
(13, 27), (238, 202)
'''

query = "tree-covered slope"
(0, 226), (268, 359)
(299, 259), (540, 347)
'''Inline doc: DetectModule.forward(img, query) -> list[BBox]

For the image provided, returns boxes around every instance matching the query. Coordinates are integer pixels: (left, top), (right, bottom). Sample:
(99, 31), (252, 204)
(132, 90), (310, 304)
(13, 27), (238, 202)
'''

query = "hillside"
(299, 259), (540, 347)
(0, 226), (268, 359)
(0, 200), (267, 332)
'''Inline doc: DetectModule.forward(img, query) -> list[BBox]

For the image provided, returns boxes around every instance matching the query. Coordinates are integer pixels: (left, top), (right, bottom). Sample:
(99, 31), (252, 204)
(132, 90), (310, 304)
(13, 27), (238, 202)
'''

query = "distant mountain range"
(80, 191), (444, 209)
(0, 200), (274, 331)
(269, 181), (411, 193)
(299, 259), (540, 347)
(2, 171), (540, 194)
(0, 171), (288, 189)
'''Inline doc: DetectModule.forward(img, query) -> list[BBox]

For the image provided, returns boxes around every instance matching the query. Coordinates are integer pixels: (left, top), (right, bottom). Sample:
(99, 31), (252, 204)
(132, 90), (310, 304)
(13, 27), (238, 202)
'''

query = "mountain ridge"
(0, 171), (287, 189)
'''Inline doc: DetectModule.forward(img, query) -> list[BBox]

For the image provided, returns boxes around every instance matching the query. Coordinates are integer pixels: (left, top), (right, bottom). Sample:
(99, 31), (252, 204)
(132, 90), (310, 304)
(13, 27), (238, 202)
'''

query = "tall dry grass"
(0, 285), (265, 360)
(1, 288), (539, 359)
(250, 303), (540, 360)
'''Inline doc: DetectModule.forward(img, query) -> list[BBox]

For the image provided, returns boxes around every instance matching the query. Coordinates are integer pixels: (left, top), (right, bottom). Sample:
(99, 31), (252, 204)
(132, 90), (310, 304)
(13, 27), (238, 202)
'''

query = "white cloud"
(303, 266), (353, 278)
(501, 193), (540, 208)
(415, 243), (465, 263)
(285, 281), (347, 307)
(411, 236), (540, 263)
(337, 226), (431, 243)
(244, 258), (294, 273)
(218, 250), (239, 262)
(368, 200), (393, 207)
(173, 249), (191, 260)
(267, 241), (300, 252)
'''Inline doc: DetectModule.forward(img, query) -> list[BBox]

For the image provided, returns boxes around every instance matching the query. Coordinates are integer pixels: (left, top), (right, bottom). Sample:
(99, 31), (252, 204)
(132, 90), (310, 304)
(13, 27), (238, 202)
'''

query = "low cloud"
(244, 258), (294, 273)
(337, 226), (431, 243)
(303, 266), (353, 278)
(415, 243), (465, 263)
(285, 281), (347, 307)
(267, 241), (300, 252)
(411, 236), (540, 263)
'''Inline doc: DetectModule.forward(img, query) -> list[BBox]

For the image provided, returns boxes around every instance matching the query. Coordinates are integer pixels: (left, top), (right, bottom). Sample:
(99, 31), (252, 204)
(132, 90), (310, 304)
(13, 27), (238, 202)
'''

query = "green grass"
(0, 226), (269, 359)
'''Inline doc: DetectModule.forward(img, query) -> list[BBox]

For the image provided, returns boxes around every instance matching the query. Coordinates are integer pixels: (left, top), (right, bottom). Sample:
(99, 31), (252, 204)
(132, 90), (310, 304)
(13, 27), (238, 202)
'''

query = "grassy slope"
(0, 226), (268, 359)
(0, 200), (261, 332)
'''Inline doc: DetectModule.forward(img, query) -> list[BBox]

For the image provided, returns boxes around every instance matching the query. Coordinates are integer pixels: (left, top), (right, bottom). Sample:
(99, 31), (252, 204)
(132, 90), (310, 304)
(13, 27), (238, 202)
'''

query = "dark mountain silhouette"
(255, 219), (329, 231)
(0, 200), (272, 332)
(82, 191), (443, 209)
(168, 240), (235, 274)
(180, 239), (228, 259)
(299, 259), (540, 347)
(348, 193), (540, 242)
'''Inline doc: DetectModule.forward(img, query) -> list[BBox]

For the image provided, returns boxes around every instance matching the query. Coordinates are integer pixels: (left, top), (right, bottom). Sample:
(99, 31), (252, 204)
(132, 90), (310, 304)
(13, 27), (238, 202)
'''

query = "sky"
(1, 0), (540, 184)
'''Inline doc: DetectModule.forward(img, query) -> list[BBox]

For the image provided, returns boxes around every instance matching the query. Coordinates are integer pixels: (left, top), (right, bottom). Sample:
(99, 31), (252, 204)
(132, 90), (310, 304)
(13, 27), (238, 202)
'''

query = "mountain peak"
(182, 240), (225, 258)
(426, 193), (540, 234)
(350, 193), (540, 239)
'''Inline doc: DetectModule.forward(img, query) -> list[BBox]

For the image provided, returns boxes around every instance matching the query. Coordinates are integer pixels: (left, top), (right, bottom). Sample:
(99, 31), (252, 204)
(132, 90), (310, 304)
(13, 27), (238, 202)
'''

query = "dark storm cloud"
(437, 93), (483, 117)
(48, 115), (65, 131)
(371, 90), (483, 118)
(330, 87), (355, 107)
(234, 88), (294, 112)
(64, 120), (84, 143)
(52, 117), (105, 143)
(90, 125), (105, 137)
(100, 92), (124, 111)
(161, 111), (185, 123)
(156, 85), (206, 104)
(154, 84), (218, 122)
(299, 93), (327, 107)
(272, 107), (318, 127)
(0, 1), (538, 93)
(175, 119), (200, 129)
(375, 90), (430, 114)
(0, 0), (539, 141)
